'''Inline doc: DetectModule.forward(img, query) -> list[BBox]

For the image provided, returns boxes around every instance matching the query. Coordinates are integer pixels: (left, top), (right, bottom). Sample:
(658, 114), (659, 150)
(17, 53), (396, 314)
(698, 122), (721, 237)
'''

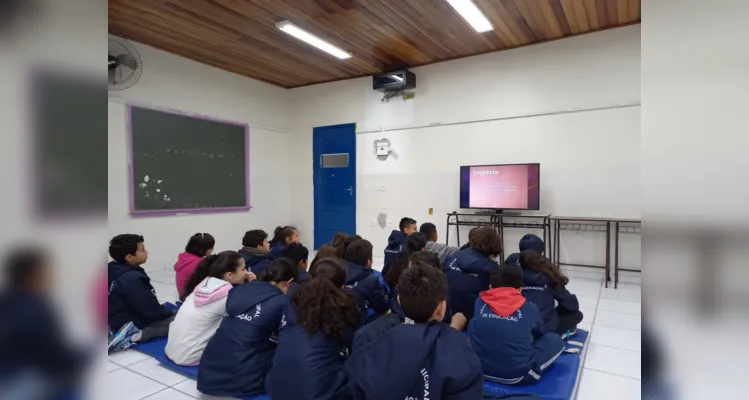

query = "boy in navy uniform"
(469, 265), (564, 385)
(382, 217), (417, 277)
(344, 239), (390, 322)
(346, 264), (483, 399)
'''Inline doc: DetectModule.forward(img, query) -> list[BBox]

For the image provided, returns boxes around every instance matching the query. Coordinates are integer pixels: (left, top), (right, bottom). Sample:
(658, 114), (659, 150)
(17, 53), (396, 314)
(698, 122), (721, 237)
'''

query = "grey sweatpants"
(138, 313), (175, 343)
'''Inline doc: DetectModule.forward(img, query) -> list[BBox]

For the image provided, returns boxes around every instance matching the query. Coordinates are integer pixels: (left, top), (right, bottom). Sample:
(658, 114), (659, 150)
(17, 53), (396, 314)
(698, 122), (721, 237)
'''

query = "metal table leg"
(614, 221), (620, 289)
(605, 221), (611, 288)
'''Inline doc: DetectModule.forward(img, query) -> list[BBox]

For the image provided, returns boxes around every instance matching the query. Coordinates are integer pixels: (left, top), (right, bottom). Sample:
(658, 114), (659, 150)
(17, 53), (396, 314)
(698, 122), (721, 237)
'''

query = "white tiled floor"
(110, 264), (641, 399)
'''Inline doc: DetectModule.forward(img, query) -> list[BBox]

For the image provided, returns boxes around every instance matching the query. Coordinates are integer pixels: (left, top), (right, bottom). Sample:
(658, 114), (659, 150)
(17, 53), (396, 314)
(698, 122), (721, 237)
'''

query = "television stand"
(446, 211), (551, 263)
(473, 209), (522, 216)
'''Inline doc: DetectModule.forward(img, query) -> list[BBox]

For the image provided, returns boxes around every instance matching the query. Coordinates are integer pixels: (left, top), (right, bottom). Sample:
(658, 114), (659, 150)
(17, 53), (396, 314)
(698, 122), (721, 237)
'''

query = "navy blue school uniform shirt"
(345, 261), (390, 321)
(297, 268), (310, 284)
(107, 261), (174, 331)
(469, 287), (547, 380)
(0, 289), (88, 395)
(345, 321), (483, 400)
(443, 248), (495, 320)
(238, 248), (272, 275)
(266, 304), (354, 400)
(198, 281), (287, 397)
(268, 240), (287, 261)
(382, 230), (407, 277)
(520, 265), (579, 332)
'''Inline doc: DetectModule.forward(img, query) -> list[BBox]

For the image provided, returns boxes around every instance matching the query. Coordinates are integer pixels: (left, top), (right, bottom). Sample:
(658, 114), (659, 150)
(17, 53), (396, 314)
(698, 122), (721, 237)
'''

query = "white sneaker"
(108, 322), (140, 353)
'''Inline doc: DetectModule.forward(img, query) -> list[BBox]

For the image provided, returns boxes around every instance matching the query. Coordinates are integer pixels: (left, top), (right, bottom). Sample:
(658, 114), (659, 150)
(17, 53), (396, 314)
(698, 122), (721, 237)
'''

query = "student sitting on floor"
(282, 242), (310, 283)
(343, 239), (390, 322)
(382, 217), (417, 277)
(469, 265), (564, 385)
(386, 251), (468, 331)
(519, 250), (583, 336)
(174, 233), (215, 301)
(420, 222), (460, 263)
(460, 226), (480, 251)
(108, 234), (175, 352)
(384, 232), (427, 290)
(238, 229), (272, 275)
(443, 226), (502, 320)
(310, 244), (337, 272)
(165, 251), (253, 366)
(345, 264), (483, 399)
(0, 246), (88, 399)
(266, 258), (360, 400)
(504, 233), (547, 266)
(268, 225), (300, 260)
(198, 259), (297, 398)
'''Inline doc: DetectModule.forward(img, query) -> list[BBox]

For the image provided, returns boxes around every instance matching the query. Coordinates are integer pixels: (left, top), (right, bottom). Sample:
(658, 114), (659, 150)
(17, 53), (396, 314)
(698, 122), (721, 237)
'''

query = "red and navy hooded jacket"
(346, 261), (390, 322)
(382, 230), (407, 277)
(266, 303), (353, 400)
(238, 248), (272, 275)
(520, 265), (579, 332)
(197, 280), (287, 397)
(443, 248), (495, 320)
(468, 287), (546, 381)
(345, 321), (484, 399)
(504, 234), (546, 266)
(107, 261), (174, 331)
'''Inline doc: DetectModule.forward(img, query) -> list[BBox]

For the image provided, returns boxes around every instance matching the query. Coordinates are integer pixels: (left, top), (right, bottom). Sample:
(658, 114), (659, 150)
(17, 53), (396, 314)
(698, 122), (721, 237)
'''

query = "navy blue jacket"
(520, 265), (579, 332)
(443, 248), (496, 320)
(0, 290), (87, 392)
(198, 281), (287, 397)
(382, 230), (407, 277)
(468, 288), (547, 380)
(345, 321), (484, 400)
(107, 261), (174, 331)
(346, 261), (390, 321)
(266, 304), (353, 400)
(297, 269), (310, 284)
(268, 240), (287, 261)
(238, 248), (272, 275)
(505, 234), (547, 266)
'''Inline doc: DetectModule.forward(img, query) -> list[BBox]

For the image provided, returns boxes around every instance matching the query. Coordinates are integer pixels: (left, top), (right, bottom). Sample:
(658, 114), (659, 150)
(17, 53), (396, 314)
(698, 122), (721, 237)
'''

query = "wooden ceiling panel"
(108, 0), (640, 88)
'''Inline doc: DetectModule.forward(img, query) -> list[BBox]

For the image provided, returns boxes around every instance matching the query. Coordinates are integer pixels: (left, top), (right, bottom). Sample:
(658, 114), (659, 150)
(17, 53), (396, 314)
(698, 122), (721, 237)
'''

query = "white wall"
(108, 42), (293, 271)
(289, 25), (642, 272)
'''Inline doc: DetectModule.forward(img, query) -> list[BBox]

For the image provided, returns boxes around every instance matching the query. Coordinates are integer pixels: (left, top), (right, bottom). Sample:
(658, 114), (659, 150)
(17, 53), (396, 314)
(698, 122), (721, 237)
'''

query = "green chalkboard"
(128, 106), (249, 215)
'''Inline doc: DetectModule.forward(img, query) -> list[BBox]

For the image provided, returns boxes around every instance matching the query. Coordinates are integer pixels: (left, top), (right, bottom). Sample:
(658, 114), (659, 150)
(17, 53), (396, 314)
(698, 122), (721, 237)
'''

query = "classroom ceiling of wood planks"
(108, 0), (641, 89)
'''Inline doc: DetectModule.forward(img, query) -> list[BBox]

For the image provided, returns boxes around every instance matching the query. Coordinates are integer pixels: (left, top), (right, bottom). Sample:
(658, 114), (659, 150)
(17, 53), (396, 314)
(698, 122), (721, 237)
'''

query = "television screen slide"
(459, 163), (540, 210)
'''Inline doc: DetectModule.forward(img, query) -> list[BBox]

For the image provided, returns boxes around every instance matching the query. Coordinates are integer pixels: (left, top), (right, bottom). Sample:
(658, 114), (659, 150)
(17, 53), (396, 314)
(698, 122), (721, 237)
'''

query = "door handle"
(346, 186), (353, 196)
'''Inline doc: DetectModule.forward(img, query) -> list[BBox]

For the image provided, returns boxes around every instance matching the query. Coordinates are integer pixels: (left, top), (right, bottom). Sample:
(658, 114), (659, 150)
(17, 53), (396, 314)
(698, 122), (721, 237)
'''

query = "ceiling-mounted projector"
(373, 69), (416, 93)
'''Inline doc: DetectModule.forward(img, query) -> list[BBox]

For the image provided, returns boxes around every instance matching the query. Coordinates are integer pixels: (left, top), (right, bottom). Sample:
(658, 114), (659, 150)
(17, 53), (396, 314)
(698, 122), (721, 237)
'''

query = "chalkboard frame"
(127, 104), (250, 217)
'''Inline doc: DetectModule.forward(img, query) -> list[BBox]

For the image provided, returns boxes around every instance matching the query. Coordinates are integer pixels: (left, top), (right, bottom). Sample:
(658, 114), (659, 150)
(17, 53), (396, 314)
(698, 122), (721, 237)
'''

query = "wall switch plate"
(386, 221), (393, 228)
(370, 220), (376, 227)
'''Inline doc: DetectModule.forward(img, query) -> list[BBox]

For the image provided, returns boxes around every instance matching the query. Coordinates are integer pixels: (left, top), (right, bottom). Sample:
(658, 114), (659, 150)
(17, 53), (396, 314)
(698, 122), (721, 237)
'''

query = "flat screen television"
(459, 163), (540, 210)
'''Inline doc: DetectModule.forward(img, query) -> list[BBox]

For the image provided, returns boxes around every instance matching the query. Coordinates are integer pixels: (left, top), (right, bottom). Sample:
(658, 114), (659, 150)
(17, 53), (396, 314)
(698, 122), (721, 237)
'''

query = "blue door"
(313, 123), (356, 249)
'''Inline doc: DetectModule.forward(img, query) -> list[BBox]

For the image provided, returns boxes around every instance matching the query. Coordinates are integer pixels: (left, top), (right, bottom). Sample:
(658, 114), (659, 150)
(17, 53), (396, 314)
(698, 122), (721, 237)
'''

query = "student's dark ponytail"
(258, 258), (299, 283)
(385, 233), (428, 289)
(181, 250), (244, 301)
(291, 258), (359, 339)
(519, 250), (569, 287)
(271, 225), (297, 244)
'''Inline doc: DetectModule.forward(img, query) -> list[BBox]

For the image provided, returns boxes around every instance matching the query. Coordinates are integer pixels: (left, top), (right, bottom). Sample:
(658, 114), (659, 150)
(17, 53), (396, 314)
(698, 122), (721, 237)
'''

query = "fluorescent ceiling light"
(390, 75), (403, 82)
(446, 0), (493, 33)
(276, 21), (352, 59)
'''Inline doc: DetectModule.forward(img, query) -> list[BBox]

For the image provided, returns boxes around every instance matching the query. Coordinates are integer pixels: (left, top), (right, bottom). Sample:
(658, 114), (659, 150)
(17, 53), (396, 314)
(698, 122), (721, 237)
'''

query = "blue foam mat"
(132, 303), (270, 400)
(480, 330), (589, 400)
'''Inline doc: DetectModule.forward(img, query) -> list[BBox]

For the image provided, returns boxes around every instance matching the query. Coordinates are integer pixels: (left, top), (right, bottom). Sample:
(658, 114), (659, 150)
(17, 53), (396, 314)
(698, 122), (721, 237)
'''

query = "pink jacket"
(174, 252), (203, 300)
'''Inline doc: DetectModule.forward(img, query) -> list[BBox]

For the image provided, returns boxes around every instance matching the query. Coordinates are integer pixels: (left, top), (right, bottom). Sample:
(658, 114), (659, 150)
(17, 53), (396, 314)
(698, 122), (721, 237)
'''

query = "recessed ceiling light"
(446, 0), (493, 33)
(276, 21), (352, 59)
